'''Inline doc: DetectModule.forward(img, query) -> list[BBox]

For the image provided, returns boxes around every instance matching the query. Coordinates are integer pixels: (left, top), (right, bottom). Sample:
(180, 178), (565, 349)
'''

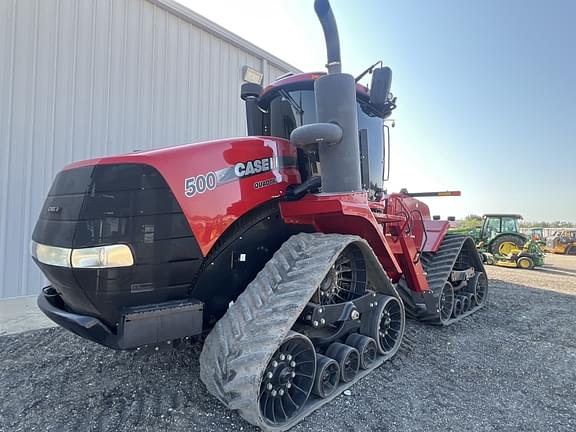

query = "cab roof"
(260, 72), (370, 102)
(482, 214), (523, 219)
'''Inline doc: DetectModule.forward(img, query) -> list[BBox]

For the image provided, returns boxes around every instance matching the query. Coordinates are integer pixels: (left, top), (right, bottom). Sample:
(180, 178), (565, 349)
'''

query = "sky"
(181, 0), (576, 222)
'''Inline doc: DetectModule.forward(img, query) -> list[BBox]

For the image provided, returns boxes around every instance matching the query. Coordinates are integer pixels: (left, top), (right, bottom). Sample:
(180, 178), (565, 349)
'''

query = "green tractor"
(452, 214), (544, 270)
(451, 214), (528, 254)
(473, 214), (528, 255)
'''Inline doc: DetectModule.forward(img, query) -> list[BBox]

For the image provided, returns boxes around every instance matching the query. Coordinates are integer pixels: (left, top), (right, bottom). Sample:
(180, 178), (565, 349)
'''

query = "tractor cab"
(480, 214), (522, 240)
(478, 214), (528, 255)
(241, 71), (396, 201)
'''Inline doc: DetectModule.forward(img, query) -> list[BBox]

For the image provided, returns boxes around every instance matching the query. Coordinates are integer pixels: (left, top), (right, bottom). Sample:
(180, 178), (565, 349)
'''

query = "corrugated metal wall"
(0, 0), (296, 298)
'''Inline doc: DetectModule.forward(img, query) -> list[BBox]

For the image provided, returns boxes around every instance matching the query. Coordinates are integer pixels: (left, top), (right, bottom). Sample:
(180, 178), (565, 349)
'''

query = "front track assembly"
(399, 234), (489, 325)
(199, 233), (405, 431)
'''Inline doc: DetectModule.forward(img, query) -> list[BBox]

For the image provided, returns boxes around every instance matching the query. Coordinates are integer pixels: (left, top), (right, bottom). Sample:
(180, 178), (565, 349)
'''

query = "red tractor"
(31, 1), (487, 430)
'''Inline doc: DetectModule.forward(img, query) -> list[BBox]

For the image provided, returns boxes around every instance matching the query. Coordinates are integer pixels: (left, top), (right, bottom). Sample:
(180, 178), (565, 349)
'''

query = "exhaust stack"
(313, 0), (362, 193)
(314, 0), (341, 74)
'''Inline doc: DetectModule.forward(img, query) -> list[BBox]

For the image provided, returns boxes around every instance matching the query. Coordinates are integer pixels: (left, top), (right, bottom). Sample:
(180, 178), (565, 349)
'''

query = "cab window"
(268, 90), (316, 139)
(484, 218), (501, 237)
(501, 217), (518, 233)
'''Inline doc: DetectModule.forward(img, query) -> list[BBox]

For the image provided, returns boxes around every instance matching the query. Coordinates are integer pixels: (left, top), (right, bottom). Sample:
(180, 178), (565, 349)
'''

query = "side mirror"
(241, 82), (262, 101)
(241, 83), (263, 136)
(369, 67), (392, 108)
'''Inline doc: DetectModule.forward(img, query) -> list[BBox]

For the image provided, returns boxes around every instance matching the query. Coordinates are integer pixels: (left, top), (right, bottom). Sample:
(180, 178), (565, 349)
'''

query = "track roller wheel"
(470, 293), (478, 307)
(453, 297), (462, 317)
(461, 295), (470, 313)
(360, 295), (404, 356)
(517, 256), (534, 270)
(258, 331), (316, 426)
(325, 342), (359, 383)
(438, 282), (455, 324)
(345, 334), (377, 370)
(312, 354), (340, 399)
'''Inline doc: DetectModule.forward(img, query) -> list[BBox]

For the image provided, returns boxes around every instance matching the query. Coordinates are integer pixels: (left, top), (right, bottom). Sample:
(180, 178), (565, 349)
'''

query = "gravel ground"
(1, 255), (575, 432)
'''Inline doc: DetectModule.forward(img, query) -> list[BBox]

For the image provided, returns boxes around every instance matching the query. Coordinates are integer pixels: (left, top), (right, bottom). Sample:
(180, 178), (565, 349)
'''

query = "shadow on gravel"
(536, 266), (576, 277)
(1, 279), (575, 432)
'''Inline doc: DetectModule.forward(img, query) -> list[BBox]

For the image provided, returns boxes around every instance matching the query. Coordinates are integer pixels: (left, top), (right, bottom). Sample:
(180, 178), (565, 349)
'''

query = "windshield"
(265, 88), (387, 199)
(266, 89), (383, 140)
(268, 90), (317, 138)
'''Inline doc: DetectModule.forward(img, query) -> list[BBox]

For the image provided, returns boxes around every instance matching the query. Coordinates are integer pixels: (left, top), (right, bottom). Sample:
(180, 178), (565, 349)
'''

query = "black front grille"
(32, 163), (203, 328)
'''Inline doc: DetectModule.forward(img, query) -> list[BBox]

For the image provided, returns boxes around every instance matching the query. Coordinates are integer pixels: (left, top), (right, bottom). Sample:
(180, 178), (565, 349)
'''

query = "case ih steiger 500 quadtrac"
(31, 1), (487, 430)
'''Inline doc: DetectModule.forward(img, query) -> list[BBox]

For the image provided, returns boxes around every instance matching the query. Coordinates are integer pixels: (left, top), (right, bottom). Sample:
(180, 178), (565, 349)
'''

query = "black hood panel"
(32, 163), (203, 328)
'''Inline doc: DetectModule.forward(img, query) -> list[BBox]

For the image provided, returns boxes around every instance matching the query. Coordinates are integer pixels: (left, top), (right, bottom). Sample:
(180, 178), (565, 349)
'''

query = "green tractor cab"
(473, 214), (528, 255)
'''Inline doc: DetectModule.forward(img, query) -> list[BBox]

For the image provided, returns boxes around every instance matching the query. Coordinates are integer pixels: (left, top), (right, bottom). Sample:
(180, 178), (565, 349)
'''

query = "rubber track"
(199, 233), (404, 431)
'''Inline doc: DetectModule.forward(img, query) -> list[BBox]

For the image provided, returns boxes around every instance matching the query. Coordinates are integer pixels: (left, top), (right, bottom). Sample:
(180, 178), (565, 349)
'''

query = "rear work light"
(31, 242), (134, 269)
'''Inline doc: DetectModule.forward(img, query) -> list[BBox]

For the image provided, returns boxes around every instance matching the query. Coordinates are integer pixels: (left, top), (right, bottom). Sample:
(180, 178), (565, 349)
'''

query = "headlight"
(31, 241), (134, 268)
(31, 241), (72, 268)
(71, 244), (134, 268)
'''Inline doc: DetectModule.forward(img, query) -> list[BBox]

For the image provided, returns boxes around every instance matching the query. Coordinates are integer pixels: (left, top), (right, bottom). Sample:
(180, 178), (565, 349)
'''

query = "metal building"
(0, 0), (298, 299)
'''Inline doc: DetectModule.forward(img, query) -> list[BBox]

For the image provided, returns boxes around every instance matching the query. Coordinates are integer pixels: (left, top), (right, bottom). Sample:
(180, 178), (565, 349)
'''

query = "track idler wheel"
(345, 334), (377, 370)
(360, 295), (404, 356)
(325, 342), (360, 383)
(312, 354), (340, 399)
(438, 282), (455, 324)
(258, 332), (316, 426)
(471, 272), (488, 307)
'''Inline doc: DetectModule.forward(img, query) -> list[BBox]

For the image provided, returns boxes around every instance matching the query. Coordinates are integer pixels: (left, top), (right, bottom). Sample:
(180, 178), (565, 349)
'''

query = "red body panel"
(422, 220), (450, 252)
(65, 137), (300, 256)
(281, 193), (436, 293)
(281, 193), (402, 279)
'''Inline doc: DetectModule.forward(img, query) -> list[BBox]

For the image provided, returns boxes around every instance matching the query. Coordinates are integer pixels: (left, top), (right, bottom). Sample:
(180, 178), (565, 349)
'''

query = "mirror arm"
(355, 60), (383, 83)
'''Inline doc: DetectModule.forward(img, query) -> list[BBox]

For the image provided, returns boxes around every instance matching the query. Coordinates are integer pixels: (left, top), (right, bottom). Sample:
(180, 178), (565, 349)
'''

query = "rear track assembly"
(399, 234), (488, 325)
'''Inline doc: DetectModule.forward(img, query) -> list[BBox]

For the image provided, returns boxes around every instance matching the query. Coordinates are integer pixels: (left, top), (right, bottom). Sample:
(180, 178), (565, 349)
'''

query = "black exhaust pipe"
(290, 0), (362, 193)
(313, 0), (362, 193)
(314, 0), (341, 74)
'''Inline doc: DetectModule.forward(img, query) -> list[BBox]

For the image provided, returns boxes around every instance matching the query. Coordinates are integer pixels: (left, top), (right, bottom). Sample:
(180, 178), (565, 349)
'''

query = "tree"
(457, 214), (483, 230)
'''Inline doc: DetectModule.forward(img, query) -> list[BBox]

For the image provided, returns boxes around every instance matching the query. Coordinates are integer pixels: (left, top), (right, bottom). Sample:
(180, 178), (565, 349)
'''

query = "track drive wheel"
(318, 244), (367, 305)
(517, 256), (534, 270)
(360, 295), (404, 356)
(259, 331), (316, 426)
